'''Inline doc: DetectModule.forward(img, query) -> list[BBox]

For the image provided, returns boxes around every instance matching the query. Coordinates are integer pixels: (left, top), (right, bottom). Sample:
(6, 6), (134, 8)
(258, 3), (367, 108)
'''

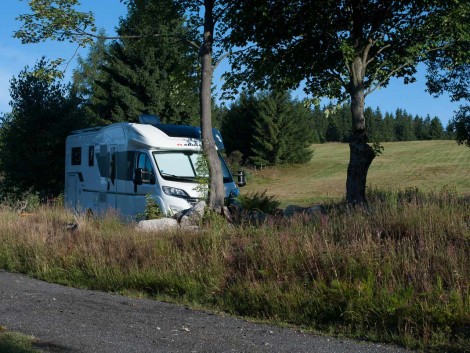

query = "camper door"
(133, 152), (157, 214)
(107, 145), (118, 209)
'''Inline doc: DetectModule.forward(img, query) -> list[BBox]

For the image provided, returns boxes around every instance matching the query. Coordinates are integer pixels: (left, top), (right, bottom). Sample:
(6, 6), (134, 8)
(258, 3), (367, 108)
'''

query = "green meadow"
(243, 140), (470, 206)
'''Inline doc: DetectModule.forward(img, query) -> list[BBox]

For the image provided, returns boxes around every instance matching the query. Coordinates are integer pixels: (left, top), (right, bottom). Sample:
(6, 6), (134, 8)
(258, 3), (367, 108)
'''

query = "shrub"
(237, 190), (280, 214)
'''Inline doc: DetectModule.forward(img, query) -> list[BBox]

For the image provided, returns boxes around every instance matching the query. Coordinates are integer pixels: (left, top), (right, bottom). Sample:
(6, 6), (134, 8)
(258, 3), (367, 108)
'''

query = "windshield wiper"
(160, 172), (196, 182)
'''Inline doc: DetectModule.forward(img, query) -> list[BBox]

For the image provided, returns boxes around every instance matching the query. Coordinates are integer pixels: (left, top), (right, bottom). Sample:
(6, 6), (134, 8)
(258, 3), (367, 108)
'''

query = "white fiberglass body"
(64, 122), (239, 218)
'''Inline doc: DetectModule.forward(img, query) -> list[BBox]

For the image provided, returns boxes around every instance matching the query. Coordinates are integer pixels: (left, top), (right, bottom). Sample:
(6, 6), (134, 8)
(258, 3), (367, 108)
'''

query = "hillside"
(242, 140), (470, 206)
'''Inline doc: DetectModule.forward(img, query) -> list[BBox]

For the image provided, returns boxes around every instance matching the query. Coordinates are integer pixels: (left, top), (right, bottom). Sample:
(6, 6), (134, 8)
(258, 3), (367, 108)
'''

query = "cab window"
(136, 153), (155, 184)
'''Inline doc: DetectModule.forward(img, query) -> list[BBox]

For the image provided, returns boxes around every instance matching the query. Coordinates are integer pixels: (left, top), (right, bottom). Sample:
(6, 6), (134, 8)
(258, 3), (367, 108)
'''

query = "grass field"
(243, 140), (470, 206)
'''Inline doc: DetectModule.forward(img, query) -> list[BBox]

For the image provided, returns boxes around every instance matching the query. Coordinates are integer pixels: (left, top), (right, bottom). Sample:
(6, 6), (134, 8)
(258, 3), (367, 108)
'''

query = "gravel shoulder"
(0, 270), (410, 353)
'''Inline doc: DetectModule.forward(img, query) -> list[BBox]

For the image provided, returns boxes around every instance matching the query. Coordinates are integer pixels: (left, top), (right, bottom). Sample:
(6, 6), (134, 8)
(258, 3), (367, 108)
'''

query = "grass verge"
(0, 327), (40, 353)
(0, 188), (469, 352)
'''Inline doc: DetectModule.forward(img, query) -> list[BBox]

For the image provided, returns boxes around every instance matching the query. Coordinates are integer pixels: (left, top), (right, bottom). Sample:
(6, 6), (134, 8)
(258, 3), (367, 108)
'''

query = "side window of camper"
(137, 153), (155, 184)
(88, 146), (94, 166)
(71, 147), (81, 165)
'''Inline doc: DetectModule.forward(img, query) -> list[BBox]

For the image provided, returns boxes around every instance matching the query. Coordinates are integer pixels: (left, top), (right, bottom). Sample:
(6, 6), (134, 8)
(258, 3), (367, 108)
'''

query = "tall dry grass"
(0, 189), (468, 352)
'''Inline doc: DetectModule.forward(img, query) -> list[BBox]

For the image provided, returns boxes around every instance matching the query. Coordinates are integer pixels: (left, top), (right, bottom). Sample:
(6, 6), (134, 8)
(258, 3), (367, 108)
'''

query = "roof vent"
(139, 114), (161, 125)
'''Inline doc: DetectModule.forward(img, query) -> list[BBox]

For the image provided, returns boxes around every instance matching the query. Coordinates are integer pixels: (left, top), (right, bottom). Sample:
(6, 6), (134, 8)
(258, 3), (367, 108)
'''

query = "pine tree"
(429, 116), (444, 139)
(71, 30), (109, 125)
(382, 112), (396, 142)
(89, 0), (199, 125)
(221, 91), (314, 166)
(250, 92), (282, 166)
(394, 109), (415, 141)
(250, 91), (313, 166)
(311, 105), (327, 143)
(220, 93), (258, 162)
(364, 107), (383, 142)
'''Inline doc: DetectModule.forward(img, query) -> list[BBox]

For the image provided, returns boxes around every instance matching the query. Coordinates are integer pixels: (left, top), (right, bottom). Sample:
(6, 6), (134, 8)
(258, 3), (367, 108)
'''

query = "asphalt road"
(0, 270), (410, 353)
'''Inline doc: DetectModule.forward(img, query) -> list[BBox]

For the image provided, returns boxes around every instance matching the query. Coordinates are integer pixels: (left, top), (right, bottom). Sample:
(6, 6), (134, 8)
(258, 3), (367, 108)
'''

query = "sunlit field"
(243, 140), (470, 206)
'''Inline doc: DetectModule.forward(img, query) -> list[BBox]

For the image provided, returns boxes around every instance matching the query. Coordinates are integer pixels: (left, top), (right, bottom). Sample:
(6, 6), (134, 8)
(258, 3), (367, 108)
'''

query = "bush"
(137, 194), (162, 220)
(237, 190), (280, 214)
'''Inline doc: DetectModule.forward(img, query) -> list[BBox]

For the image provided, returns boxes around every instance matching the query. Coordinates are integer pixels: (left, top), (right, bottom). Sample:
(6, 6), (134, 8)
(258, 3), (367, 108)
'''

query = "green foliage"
(194, 153), (210, 201)
(221, 93), (258, 162)
(312, 105), (447, 144)
(14, 0), (97, 79)
(142, 194), (161, 220)
(424, 1), (470, 147)
(0, 58), (86, 196)
(451, 106), (470, 147)
(88, 0), (199, 125)
(70, 30), (109, 125)
(223, 1), (459, 102)
(371, 142), (384, 157)
(237, 190), (280, 214)
(394, 109), (416, 142)
(251, 91), (314, 166)
(15, 0), (96, 46)
(221, 91), (314, 166)
(223, 150), (244, 175)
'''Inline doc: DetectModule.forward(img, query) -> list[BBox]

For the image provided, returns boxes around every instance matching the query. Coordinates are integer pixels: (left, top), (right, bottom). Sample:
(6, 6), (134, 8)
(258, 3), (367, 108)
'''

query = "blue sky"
(1, 0), (461, 125)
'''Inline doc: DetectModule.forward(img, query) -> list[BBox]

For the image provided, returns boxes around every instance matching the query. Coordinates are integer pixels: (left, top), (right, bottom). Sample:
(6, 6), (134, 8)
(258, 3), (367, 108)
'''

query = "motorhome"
(64, 115), (245, 218)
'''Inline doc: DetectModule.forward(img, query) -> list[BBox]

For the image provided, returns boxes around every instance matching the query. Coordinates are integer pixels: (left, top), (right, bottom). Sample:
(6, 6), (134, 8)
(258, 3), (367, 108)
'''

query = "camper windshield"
(153, 151), (233, 183)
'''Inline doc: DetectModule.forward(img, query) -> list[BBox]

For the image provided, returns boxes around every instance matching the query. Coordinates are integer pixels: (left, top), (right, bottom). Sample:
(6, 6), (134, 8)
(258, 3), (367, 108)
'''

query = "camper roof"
(70, 126), (103, 134)
(152, 124), (225, 151)
(70, 121), (225, 151)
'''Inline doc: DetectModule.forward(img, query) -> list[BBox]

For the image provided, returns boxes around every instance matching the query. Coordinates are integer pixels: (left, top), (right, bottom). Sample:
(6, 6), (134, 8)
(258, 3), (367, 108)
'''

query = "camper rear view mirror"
(237, 171), (246, 187)
(134, 168), (143, 186)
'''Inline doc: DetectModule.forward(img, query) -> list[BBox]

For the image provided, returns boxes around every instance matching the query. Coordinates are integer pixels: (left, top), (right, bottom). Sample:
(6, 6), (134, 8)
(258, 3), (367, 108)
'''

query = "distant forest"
(308, 104), (449, 144)
(217, 93), (451, 166)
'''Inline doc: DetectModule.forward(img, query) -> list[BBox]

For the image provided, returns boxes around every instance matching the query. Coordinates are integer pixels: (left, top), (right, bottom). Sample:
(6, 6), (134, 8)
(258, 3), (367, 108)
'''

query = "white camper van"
(64, 116), (245, 218)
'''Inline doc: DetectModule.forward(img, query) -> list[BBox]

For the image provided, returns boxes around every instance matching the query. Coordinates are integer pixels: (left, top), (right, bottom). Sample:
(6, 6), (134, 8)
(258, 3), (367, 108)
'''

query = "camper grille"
(187, 198), (200, 206)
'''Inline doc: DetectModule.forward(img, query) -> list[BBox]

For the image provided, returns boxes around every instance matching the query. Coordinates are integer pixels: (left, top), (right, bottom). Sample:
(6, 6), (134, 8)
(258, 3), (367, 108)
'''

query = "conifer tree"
(429, 117), (444, 140)
(311, 106), (327, 143)
(382, 112), (396, 142)
(221, 91), (314, 166)
(250, 91), (314, 166)
(88, 0), (199, 125)
(221, 93), (258, 162)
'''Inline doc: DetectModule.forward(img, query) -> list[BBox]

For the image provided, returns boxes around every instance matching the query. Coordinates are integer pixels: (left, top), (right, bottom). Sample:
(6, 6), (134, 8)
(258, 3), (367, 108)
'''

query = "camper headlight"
(162, 186), (190, 198)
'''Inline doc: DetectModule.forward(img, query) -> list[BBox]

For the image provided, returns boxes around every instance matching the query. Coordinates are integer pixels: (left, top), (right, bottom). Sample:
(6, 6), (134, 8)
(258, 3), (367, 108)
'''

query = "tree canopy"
(221, 91), (314, 166)
(425, 1), (470, 147)
(87, 0), (200, 125)
(222, 0), (468, 204)
(0, 58), (85, 196)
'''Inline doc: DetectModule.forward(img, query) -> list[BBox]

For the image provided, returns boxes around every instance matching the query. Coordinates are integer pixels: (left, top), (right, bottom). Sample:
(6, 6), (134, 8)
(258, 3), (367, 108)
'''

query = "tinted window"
(71, 147), (81, 165)
(88, 146), (94, 166)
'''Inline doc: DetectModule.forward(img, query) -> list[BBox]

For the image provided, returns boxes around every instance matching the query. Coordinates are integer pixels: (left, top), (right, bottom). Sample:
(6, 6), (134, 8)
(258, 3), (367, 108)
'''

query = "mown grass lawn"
(242, 140), (470, 206)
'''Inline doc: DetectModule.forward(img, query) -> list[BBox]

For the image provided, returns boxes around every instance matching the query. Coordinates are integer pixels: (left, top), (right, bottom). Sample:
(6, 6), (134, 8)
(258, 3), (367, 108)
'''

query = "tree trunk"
(201, 0), (225, 211)
(346, 57), (375, 205)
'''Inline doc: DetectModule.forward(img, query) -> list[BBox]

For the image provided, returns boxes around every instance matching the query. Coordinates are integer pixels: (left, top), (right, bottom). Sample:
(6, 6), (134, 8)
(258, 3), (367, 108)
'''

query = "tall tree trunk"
(201, 0), (225, 211)
(346, 57), (375, 205)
